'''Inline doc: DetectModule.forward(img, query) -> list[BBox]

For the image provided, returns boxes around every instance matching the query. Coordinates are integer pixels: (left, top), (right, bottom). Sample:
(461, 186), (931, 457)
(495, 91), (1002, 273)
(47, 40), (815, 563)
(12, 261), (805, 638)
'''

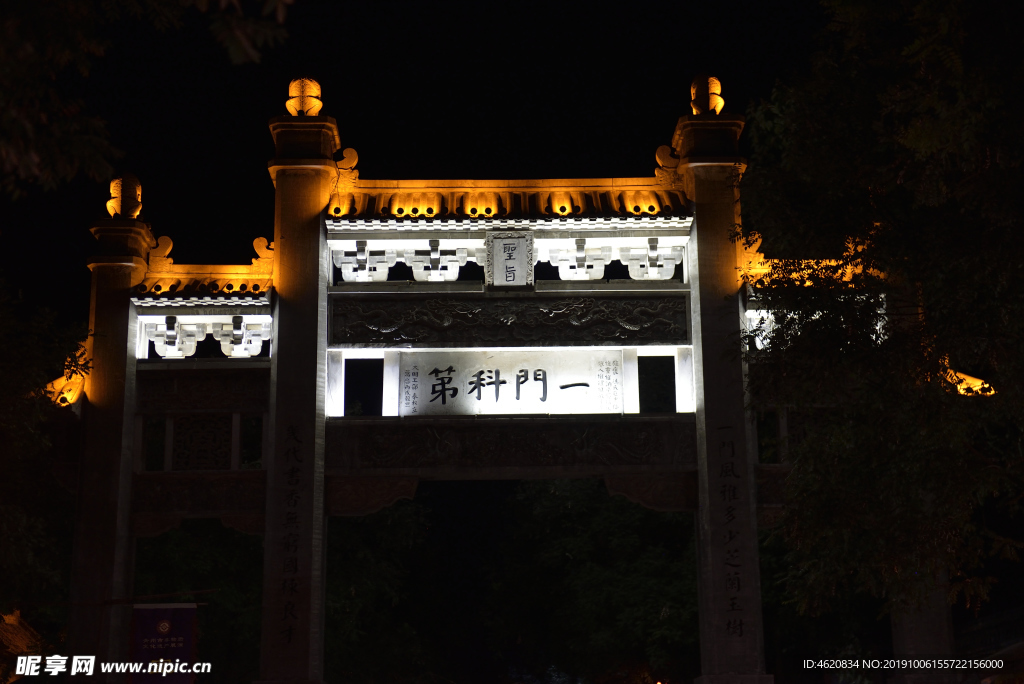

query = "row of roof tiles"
(134, 280), (271, 297)
(329, 188), (690, 219)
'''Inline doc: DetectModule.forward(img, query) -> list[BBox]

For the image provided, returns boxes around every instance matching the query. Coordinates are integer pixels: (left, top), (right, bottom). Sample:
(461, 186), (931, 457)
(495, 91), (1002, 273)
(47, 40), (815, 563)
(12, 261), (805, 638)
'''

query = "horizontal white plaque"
(399, 349), (621, 416)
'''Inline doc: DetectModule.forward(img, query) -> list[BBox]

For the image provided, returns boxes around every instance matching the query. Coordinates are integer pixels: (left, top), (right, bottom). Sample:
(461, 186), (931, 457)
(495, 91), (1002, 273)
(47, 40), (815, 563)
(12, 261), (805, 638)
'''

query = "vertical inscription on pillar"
(279, 424), (302, 645)
(712, 426), (757, 655)
(717, 434), (744, 640)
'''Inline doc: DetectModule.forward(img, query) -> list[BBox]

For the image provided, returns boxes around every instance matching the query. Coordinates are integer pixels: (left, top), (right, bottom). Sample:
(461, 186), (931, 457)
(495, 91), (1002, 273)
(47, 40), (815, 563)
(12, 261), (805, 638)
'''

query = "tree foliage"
(133, 519), (265, 684)
(0, 284), (89, 669)
(0, 0), (292, 197)
(740, 0), (1024, 614)
(488, 480), (699, 684)
(127, 481), (699, 684)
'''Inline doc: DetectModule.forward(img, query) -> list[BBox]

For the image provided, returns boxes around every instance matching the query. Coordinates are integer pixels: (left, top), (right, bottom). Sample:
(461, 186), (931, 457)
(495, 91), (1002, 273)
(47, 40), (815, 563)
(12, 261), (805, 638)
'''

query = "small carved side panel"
(172, 414), (232, 470)
(331, 295), (689, 346)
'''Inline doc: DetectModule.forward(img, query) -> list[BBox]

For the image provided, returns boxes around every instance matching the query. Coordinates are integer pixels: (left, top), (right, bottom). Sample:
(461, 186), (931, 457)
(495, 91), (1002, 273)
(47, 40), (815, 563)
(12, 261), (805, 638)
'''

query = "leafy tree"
(0, 283), (89, 666)
(739, 0), (1024, 616)
(758, 532), (893, 681)
(323, 500), (433, 684)
(321, 480), (701, 684)
(133, 520), (264, 684)
(487, 480), (699, 684)
(0, 0), (292, 197)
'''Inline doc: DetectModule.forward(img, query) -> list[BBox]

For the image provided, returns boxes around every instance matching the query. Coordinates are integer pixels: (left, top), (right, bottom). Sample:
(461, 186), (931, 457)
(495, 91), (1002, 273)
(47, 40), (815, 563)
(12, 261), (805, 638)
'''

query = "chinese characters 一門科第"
(429, 366), (551, 403)
(429, 366), (458, 404)
(469, 370), (507, 400)
(470, 368), (547, 402)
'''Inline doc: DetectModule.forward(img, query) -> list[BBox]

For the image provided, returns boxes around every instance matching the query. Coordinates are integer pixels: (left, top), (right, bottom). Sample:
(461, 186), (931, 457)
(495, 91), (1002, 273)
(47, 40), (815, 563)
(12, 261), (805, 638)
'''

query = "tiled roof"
(328, 179), (689, 220)
(132, 290), (270, 306)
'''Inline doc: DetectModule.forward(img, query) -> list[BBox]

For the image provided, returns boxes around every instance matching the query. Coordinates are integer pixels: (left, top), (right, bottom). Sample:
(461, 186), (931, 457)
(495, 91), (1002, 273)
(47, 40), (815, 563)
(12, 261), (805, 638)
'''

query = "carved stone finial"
(286, 78), (323, 116)
(655, 145), (679, 169)
(106, 173), (142, 218)
(251, 237), (275, 275)
(326, 147), (360, 216)
(690, 75), (724, 115)
(151, 235), (173, 258)
(253, 237), (275, 260)
(655, 144), (685, 194)
(336, 147), (358, 170)
(147, 235), (174, 270)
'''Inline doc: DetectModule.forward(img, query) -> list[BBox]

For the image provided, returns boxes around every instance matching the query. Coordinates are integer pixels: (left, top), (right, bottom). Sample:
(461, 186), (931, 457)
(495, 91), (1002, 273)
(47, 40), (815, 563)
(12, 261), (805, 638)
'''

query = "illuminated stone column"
(257, 80), (339, 684)
(69, 218), (154, 674)
(675, 77), (773, 684)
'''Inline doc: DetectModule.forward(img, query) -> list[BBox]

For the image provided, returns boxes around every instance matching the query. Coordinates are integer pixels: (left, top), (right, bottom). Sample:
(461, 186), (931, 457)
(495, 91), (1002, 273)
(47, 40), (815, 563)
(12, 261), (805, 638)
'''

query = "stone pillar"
(889, 578), (957, 684)
(676, 109), (773, 683)
(257, 103), (339, 684)
(69, 220), (154, 675)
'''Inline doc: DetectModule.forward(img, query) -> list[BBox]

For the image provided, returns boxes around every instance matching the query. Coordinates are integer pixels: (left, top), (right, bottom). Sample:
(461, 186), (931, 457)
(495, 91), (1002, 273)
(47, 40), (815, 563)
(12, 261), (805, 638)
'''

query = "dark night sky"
(1, 0), (823, 320)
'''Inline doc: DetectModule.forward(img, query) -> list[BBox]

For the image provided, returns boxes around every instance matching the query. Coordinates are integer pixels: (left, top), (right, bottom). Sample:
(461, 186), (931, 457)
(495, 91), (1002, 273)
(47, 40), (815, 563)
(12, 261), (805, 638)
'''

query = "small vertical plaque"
(485, 231), (534, 286)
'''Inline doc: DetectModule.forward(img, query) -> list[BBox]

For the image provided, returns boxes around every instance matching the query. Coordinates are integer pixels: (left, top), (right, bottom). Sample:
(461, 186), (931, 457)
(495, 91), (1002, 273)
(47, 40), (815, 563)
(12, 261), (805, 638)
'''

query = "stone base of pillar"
(888, 580), (956, 684)
(890, 589), (955, 656)
(886, 676), (959, 684)
(695, 676), (774, 684)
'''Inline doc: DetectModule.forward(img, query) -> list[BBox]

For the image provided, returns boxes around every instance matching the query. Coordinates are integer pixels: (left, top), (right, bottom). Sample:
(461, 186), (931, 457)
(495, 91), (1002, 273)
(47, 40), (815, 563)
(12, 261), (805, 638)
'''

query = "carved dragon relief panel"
(330, 295), (689, 346)
(327, 415), (697, 473)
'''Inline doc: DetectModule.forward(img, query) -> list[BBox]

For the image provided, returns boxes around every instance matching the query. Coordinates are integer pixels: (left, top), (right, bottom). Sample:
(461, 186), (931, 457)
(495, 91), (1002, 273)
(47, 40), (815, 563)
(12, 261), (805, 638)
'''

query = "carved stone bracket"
(333, 241), (473, 283)
(145, 317), (208, 358)
(326, 476), (418, 516)
(331, 295), (689, 346)
(143, 314), (272, 359)
(605, 472), (698, 512)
